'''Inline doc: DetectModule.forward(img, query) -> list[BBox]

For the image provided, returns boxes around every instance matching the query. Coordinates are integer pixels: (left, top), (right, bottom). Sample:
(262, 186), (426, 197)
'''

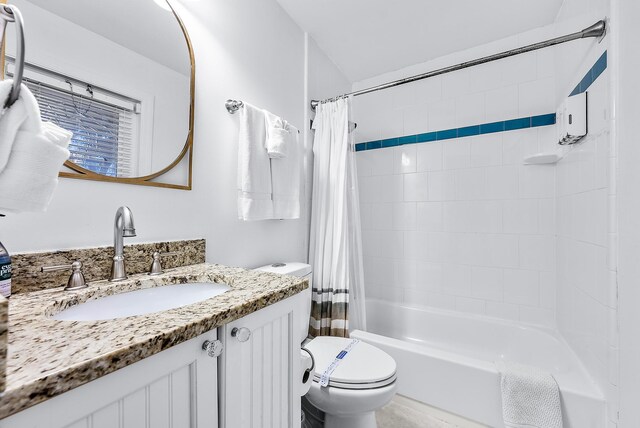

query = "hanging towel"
(499, 361), (563, 428)
(0, 84), (71, 213)
(264, 110), (289, 159)
(237, 102), (273, 220)
(271, 123), (301, 219)
(0, 80), (30, 173)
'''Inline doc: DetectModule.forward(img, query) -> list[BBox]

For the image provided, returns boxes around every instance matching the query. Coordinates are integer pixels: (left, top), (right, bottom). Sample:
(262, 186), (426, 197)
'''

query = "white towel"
(271, 124), (301, 219)
(0, 85), (71, 213)
(499, 361), (563, 428)
(237, 102), (273, 221)
(0, 80), (31, 173)
(264, 110), (289, 159)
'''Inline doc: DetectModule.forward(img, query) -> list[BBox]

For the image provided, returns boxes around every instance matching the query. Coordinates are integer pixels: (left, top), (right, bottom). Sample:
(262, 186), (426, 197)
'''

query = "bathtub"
(350, 299), (605, 428)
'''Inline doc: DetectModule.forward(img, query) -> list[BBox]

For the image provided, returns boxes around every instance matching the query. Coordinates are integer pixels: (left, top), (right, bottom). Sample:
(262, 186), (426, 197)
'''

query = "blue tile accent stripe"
(569, 51), (607, 96)
(356, 113), (556, 152)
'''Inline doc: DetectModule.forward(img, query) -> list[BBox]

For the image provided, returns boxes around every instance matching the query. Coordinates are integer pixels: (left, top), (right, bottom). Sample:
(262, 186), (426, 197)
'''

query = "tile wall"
(555, 54), (616, 421)
(354, 44), (559, 327)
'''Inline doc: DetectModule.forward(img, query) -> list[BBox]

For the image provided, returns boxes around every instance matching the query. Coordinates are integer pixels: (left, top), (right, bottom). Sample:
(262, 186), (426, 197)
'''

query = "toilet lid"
(305, 337), (396, 389)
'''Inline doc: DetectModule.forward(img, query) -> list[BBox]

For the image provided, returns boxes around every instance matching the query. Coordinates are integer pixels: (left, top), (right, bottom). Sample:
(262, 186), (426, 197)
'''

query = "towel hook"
(0, 4), (25, 109)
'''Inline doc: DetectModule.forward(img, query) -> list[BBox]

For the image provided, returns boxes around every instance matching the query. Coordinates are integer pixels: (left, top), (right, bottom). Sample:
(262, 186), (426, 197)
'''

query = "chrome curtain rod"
(310, 19), (606, 111)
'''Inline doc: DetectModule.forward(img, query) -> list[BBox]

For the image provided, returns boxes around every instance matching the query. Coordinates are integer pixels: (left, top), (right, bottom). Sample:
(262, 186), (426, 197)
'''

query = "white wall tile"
(443, 264), (472, 296)
(416, 202), (443, 232)
(504, 269), (539, 306)
(417, 142), (443, 172)
(485, 86), (519, 122)
(395, 259), (417, 288)
(394, 145), (417, 174)
(428, 99), (456, 131)
(519, 235), (555, 271)
(378, 108), (404, 140)
(503, 199), (539, 234)
(502, 129), (539, 165)
(372, 203), (393, 230)
(455, 169), (486, 200)
(455, 93), (485, 127)
(360, 203), (373, 230)
(470, 134), (503, 167)
(443, 139), (471, 169)
(403, 105), (429, 136)
(393, 202), (417, 231)
(519, 165), (555, 199)
(428, 170), (456, 201)
(417, 262), (444, 292)
(404, 172), (429, 201)
(378, 174), (404, 203)
(369, 147), (395, 176)
(519, 77), (556, 116)
(472, 267), (504, 301)
(485, 166), (519, 200)
(356, 152), (372, 177)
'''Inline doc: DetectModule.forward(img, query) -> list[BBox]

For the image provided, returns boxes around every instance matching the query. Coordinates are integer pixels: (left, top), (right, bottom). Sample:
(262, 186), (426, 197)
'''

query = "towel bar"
(226, 99), (300, 133)
(0, 4), (25, 109)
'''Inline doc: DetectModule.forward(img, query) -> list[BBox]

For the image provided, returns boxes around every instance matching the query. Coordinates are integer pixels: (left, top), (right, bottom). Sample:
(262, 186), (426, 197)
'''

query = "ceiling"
(276, 0), (564, 82)
(23, 0), (190, 76)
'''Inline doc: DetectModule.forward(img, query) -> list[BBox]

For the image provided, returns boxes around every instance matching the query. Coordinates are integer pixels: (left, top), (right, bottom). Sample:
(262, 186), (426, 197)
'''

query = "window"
(6, 62), (141, 177)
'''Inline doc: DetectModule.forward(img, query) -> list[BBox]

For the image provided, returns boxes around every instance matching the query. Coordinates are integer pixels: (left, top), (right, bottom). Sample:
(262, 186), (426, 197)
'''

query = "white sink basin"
(52, 282), (231, 321)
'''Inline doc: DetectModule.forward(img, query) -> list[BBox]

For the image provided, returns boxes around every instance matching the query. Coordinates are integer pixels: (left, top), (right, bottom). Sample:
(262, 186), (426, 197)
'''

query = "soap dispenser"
(0, 241), (10, 298)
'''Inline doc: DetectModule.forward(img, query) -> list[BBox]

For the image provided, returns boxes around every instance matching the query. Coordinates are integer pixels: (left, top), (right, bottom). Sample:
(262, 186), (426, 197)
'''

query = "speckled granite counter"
(0, 263), (307, 419)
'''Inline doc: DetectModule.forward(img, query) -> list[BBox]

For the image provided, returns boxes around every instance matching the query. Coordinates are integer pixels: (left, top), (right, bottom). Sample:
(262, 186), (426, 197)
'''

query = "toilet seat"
(305, 336), (397, 390)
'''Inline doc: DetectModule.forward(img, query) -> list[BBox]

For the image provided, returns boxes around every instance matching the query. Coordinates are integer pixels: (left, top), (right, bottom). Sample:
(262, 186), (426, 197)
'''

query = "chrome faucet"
(109, 206), (136, 281)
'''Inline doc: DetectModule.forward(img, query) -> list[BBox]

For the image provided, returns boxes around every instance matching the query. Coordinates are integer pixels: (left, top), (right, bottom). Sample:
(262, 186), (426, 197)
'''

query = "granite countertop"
(0, 263), (307, 419)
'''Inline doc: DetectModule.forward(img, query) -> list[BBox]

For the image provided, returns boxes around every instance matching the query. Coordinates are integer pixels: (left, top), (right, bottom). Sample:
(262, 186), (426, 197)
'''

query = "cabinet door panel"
(91, 402), (120, 428)
(221, 294), (302, 428)
(122, 389), (146, 428)
(1, 332), (218, 428)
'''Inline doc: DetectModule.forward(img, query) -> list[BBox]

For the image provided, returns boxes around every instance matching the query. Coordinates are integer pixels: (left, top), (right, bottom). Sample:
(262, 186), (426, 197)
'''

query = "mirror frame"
(2, 0), (195, 190)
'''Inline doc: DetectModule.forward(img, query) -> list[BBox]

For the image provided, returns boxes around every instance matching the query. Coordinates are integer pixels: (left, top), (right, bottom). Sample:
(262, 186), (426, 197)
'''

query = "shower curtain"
(309, 97), (366, 337)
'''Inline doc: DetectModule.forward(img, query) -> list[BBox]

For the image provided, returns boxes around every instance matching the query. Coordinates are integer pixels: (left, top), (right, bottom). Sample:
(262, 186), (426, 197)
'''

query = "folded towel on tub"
(498, 361), (563, 428)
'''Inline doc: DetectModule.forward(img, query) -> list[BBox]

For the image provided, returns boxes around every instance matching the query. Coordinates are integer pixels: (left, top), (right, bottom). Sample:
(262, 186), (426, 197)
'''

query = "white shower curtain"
(309, 97), (366, 337)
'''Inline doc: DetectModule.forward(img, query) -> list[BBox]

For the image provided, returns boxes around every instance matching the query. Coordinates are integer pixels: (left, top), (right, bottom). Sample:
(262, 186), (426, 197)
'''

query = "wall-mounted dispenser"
(558, 92), (588, 145)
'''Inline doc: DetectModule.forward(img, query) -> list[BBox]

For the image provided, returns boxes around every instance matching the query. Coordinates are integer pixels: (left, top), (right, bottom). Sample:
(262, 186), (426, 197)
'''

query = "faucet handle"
(41, 261), (88, 291)
(148, 251), (179, 276)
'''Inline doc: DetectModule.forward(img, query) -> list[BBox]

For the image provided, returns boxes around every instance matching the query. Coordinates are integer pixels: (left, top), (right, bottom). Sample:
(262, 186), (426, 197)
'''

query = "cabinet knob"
(202, 340), (223, 357)
(231, 327), (251, 342)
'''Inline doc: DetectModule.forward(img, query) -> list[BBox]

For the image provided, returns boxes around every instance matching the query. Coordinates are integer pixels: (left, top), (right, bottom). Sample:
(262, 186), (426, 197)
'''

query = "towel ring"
(0, 4), (25, 109)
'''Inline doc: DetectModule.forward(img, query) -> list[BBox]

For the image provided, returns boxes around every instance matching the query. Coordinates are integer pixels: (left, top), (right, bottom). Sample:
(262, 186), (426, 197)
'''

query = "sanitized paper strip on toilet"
(319, 339), (360, 387)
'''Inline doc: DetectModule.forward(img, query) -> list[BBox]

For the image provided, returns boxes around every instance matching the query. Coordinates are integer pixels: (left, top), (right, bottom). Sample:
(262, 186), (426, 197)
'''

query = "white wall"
(0, 0), (348, 272)
(354, 25), (560, 327)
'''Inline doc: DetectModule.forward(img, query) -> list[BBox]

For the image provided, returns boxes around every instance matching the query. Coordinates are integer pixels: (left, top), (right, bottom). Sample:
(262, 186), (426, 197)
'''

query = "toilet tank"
(254, 263), (312, 344)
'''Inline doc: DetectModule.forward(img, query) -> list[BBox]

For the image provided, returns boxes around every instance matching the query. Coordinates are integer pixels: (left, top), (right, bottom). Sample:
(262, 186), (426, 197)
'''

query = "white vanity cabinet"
(0, 331), (220, 428)
(219, 293), (303, 428)
(0, 291), (304, 428)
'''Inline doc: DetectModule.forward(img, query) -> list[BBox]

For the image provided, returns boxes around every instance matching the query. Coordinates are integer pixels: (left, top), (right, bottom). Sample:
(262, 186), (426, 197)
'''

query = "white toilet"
(256, 262), (397, 428)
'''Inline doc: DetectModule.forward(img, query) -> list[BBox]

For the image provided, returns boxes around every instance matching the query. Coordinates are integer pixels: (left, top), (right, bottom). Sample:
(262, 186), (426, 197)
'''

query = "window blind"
(25, 80), (137, 177)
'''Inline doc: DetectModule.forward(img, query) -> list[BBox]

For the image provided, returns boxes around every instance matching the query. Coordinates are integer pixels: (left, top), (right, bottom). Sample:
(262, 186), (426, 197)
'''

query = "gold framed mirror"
(1, 0), (195, 190)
